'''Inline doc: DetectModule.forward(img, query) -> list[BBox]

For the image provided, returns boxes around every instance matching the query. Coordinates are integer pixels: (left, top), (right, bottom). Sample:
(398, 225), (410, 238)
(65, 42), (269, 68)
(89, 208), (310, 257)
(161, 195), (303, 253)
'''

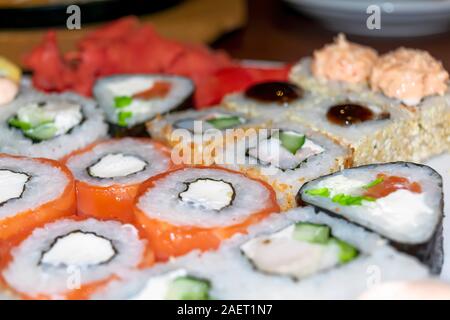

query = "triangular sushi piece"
(298, 162), (443, 274)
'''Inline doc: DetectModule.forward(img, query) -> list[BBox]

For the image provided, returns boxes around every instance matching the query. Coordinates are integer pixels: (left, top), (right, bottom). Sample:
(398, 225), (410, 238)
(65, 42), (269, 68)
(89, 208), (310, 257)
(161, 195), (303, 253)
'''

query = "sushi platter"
(0, 17), (449, 300)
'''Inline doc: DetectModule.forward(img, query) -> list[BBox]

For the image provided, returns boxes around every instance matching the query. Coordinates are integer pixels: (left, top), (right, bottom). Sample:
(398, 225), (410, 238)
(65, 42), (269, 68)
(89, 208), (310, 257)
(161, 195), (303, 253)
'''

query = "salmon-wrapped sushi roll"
(64, 138), (174, 223)
(0, 217), (152, 300)
(0, 154), (76, 243)
(134, 167), (280, 260)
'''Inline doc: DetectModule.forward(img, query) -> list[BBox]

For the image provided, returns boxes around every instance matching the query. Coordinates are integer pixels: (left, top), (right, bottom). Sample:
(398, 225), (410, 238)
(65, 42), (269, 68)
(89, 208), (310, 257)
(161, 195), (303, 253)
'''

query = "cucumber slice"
(278, 131), (305, 154)
(165, 276), (211, 300)
(117, 111), (133, 127)
(114, 96), (133, 109)
(205, 116), (243, 130)
(24, 123), (57, 141)
(305, 187), (330, 198)
(293, 222), (331, 244)
(8, 117), (32, 131)
(331, 194), (375, 206)
(16, 105), (53, 128)
(328, 238), (359, 264)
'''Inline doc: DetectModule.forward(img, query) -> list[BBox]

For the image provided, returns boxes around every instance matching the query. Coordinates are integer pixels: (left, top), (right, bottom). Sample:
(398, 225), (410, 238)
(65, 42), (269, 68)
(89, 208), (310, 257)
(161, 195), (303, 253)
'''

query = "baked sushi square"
(64, 138), (175, 223)
(288, 91), (420, 166)
(92, 207), (429, 300)
(289, 35), (450, 163)
(0, 92), (108, 160)
(93, 74), (194, 137)
(0, 217), (153, 300)
(216, 121), (350, 210)
(134, 166), (280, 260)
(299, 162), (443, 274)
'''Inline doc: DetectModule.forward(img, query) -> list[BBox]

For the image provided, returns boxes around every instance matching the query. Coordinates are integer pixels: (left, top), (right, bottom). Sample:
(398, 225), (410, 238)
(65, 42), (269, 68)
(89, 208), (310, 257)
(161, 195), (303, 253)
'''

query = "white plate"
(284, 0), (450, 37)
(426, 153), (450, 279)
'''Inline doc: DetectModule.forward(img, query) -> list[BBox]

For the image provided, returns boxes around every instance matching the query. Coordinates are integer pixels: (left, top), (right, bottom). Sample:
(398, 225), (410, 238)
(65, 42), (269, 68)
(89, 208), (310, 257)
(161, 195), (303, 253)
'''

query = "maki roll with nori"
(64, 138), (174, 222)
(148, 107), (256, 144)
(147, 106), (265, 165)
(217, 121), (351, 210)
(0, 154), (76, 242)
(0, 92), (108, 160)
(134, 166), (280, 260)
(93, 74), (193, 137)
(223, 81), (308, 119)
(93, 207), (428, 300)
(298, 162), (443, 273)
(1, 217), (153, 300)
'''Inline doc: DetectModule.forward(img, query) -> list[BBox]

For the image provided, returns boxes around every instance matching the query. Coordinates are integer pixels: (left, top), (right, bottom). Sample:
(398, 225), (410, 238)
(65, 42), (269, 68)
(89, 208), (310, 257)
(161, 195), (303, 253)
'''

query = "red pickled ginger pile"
(25, 17), (290, 108)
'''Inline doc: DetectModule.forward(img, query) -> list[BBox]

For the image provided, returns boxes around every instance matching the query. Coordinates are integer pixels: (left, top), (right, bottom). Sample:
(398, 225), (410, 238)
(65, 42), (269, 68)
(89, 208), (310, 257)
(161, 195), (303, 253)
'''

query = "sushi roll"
(64, 138), (174, 223)
(222, 80), (309, 119)
(0, 154), (76, 242)
(146, 106), (265, 165)
(93, 74), (194, 137)
(216, 121), (351, 210)
(298, 162), (443, 273)
(0, 92), (108, 160)
(1, 217), (152, 300)
(288, 91), (419, 166)
(134, 166), (280, 260)
(93, 207), (428, 300)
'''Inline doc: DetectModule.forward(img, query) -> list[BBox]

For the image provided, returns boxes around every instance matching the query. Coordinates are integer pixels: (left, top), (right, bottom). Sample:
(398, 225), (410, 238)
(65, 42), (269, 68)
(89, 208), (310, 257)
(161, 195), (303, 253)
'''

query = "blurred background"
(0, 0), (449, 68)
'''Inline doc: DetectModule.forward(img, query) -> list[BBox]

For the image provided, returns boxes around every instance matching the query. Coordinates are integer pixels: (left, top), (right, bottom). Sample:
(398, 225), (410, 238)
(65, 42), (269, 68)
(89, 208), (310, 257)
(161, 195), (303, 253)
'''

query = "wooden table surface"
(213, 0), (450, 69)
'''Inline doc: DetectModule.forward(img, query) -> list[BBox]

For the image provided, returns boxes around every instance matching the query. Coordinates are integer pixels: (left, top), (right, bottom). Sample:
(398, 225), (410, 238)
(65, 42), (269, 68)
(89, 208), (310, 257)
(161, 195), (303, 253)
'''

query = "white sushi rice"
(300, 162), (443, 244)
(0, 92), (108, 160)
(66, 138), (171, 187)
(2, 218), (145, 298)
(136, 167), (274, 228)
(92, 207), (428, 300)
(0, 156), (68, 221)
(93, 74), (193, 128)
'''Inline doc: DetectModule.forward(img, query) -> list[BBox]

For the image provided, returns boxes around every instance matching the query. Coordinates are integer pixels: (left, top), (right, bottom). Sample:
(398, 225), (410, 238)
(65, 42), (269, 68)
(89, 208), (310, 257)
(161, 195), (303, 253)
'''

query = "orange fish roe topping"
(364, 173), (422, 199)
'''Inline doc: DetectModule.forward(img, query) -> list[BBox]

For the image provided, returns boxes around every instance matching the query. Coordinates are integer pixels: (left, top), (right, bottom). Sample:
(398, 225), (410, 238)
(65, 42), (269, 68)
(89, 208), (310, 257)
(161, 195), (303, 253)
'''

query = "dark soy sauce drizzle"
(327, 103), (376, 126)
(245, 82), (303, 104)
